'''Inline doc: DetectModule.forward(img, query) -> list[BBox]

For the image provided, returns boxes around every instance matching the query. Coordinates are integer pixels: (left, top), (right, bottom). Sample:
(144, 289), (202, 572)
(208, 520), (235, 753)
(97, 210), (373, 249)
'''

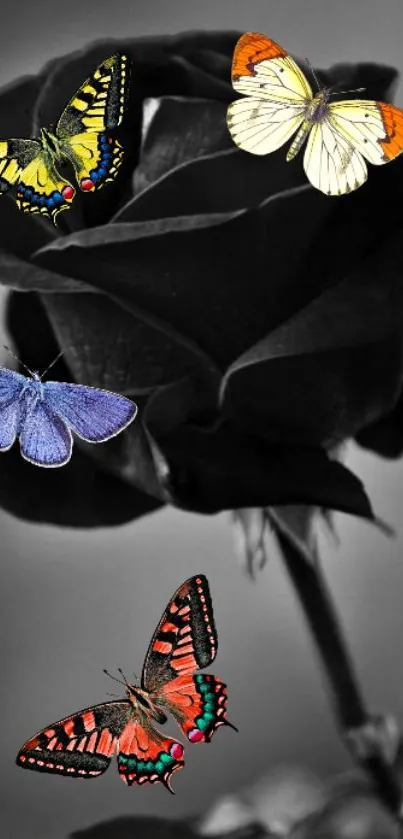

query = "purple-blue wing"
(42, 381), (137, 442)
(0, 400), (20, 451)
(0, 367), (27, 451)
(0, 366), (27, 401)
(19, 401), (72, 467)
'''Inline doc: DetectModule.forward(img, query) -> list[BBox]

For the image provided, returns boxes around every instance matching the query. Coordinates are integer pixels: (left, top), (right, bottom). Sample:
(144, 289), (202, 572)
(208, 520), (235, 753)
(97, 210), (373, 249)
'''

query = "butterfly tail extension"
(159, 673), (237, 745)
(117, 719), (185, 793)
(16, 156), (76, 224)
(61, 132), (124, 193)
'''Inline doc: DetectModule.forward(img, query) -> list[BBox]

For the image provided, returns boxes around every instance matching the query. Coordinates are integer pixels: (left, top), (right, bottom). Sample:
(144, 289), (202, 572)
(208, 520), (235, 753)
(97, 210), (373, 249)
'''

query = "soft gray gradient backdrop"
(1, 2), (403, 838)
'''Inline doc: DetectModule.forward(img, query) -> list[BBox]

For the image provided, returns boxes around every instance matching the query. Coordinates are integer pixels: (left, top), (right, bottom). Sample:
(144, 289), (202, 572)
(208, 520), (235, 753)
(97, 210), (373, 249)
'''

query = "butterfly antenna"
(117, 667), (130, 687)
(103, 668), (126, 687)
(39, 349), (64, 380)
(3, 344), (35, 378)
(329, 86), (366, 97)
(305, 57), (321, 92)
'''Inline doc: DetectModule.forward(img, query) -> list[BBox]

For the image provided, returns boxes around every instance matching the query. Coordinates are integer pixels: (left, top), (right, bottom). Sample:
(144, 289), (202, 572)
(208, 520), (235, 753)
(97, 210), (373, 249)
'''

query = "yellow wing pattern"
(61, 132), (124, 193)
(0, 53), (130, 223)
(16, 157), (76, 223)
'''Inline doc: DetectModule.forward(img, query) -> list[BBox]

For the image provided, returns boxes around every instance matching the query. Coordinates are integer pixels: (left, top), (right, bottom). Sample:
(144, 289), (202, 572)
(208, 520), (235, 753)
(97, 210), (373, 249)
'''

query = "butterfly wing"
(19, 399), (72, 467)
(16, 701), (130, 778)
(42, 381), (137, 443)
(117, 717), (185, 792)
(16, 155), (76, 223)
(56, 54), (129, 192)
(227, 33), (310, 155)
(0, 139), (40, 194)
(0, 367), (27, 451)
(303, 99), (403, 195)
(141, 575), (217, 692)
(156, 673), (232, 745)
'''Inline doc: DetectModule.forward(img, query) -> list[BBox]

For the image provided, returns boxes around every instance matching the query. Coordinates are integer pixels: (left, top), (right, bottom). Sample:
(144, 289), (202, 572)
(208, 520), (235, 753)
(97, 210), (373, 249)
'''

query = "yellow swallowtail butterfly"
(227, 33), (403, 196)
(0, 53), (130, 223)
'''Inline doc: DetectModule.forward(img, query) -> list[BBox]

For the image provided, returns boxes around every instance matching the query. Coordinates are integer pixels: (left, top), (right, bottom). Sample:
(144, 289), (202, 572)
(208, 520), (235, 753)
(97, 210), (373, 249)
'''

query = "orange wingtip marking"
(153, 639), (173, 655)
(232, 32), (287, 80)
(378, 102), (403, 160)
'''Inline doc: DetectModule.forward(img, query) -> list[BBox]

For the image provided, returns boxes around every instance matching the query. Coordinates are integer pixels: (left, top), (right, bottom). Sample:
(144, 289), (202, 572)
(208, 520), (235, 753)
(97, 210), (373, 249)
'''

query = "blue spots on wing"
(17, 185), (65, 210)
(90, 135), (114, 184)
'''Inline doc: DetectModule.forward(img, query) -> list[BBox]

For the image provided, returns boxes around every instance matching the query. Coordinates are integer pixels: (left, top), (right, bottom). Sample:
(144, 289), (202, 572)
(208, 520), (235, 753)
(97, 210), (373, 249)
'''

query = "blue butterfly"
(0, 352), (138, 468)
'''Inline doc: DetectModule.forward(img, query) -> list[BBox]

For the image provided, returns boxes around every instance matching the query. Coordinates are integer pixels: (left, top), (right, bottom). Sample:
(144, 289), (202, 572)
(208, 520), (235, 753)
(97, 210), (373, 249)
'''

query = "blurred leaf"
(199, 796), (257, 836)
(345, 715), (400, 766)
(232, 508), (268, 578)
(355, 393), (403, 459)
(290, 791), (402, 839)
(70, 815), (197, 839)
(248, 766), (325, 835)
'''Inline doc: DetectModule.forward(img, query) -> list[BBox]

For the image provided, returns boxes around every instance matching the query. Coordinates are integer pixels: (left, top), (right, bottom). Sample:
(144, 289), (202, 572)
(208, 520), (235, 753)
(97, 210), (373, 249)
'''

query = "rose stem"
(269, 510), (401, 815)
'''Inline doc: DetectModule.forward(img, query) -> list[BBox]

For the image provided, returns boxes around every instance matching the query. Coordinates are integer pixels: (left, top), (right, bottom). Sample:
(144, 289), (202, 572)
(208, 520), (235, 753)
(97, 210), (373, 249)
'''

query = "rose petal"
(33, 189), (336, 373)
(149, 422), (375, 519)
(118, 147), (306, 223)
(221, 228), (403, 446)
(42, 293), (207, 392)
(0, 251), (92, 293)
(134, 97), (232, 193)
(0, 444), (162, 527)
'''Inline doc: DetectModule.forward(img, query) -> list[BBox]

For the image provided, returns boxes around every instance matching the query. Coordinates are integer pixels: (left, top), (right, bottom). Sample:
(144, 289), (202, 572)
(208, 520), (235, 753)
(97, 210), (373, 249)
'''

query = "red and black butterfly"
(16, 575), (236, 792)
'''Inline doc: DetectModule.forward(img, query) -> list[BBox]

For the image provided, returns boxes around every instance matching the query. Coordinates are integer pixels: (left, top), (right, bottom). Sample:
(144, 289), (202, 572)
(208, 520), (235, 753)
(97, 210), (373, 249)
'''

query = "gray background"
(1, 1), (403, 837)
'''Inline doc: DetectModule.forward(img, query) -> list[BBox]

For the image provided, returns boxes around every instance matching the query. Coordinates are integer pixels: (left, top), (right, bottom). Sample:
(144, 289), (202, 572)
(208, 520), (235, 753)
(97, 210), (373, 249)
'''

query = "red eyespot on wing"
(170, 742), (184, 759)
(188, 728), (205, 743)
(81, 179), (95, 191)
(62, 185), (75, 200)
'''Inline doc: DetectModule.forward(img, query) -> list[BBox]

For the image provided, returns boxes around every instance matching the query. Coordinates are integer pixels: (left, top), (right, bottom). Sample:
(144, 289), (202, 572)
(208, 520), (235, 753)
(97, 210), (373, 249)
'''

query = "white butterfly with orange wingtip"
(227, 32), (403, 196)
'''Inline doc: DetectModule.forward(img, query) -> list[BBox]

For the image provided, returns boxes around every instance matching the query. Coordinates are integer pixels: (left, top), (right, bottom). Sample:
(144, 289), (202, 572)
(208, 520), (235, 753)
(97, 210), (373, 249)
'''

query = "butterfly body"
(0, 365), (137, 467)
(16, 575), (235, 792)
(286, 89), (331, 161)
(227, 33), (403, 195)
(0, 53), (129, 222)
